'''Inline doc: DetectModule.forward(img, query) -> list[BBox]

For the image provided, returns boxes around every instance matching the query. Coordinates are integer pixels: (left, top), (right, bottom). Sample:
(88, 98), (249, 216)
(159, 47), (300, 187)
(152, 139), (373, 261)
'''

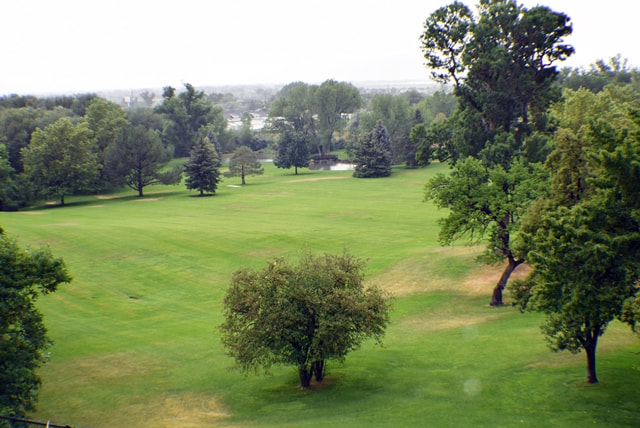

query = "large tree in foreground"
(419, 0), (573, 305)
(511, 108), (640, 383)
(220, 251), (390, 388)
(0, 227), (71, 419)
(425, 156), (549, 305)
(184, 137), (221, 196)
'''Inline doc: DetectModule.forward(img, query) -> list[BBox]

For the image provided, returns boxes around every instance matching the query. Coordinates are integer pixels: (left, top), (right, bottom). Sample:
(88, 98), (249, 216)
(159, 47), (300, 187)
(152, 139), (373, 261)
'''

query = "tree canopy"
(21, 117), (100, 205)
(511, 104), (640, 383)
(273, 128), (310, 175)
(220, 251), (390, 388)
(225, 146), (263, 185)
(155, 83), (227, 157)
(353, 121), (393, 178)
(313, 80), (362, 155)
(420, 0), (574, 162)
(0, 227), (71, 419)
(105, 125), (181, 197)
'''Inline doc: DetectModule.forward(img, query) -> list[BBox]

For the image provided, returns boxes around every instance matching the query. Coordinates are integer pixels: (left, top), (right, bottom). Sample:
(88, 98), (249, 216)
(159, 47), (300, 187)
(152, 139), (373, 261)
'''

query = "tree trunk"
(584, 329), (599, 384)
(241, 165), (246, 185)
(299, 365), (312, 388)
(295, 166), (298, 175)
(490, 257), (524, 306)
(60, 194), (65, 206)
(200, 188), (204, 196)
(312, 360), (325, 382)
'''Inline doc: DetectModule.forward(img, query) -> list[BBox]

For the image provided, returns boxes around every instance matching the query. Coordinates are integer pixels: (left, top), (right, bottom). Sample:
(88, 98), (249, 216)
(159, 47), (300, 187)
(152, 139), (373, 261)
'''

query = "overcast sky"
(1, 0), (638, 95)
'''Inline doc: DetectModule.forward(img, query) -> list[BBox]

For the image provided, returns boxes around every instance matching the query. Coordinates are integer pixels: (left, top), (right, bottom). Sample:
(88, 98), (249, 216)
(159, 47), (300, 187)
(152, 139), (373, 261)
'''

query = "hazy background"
(1, 0), (638, 95)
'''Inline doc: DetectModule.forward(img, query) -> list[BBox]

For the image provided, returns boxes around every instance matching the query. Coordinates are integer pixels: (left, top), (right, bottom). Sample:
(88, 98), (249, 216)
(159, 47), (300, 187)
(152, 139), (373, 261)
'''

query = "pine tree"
(353, 123), (392, 178)
(184, 137), (221, 196)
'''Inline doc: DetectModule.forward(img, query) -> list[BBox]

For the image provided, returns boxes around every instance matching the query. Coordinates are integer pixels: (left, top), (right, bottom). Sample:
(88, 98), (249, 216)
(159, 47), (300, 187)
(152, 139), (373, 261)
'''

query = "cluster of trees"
(0, 79), (460, 208)
(268, 79), (458, 178)
(0, 83), (276, 208)
(420, 0), (640, 383)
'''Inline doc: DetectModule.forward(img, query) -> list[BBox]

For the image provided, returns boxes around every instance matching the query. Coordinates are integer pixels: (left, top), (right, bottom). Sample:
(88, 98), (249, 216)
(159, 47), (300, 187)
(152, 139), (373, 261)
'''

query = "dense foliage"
(353, 121), (393, 178)
(184, 137), (221, 196)
(511, 106), (640, 383)
(225, 146), (264, 185)
(220, 251), (390, 388)
(0, 227), (71, 420)
(420, 0), (575, 304)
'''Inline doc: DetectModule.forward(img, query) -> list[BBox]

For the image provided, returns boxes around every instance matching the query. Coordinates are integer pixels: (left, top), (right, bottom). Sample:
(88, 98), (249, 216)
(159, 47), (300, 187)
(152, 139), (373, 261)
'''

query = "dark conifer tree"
(353, 123), (392, 178)
(184, 137), (221, 196)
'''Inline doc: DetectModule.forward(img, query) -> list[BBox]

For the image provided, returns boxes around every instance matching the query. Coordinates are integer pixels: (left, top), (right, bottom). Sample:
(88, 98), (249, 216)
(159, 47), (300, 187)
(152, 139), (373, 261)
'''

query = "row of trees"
(420, 0), (640, 383)
(0, 79), (457, 208)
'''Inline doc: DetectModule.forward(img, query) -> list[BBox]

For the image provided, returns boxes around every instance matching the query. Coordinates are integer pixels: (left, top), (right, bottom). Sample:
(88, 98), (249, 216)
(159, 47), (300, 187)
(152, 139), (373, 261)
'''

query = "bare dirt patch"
(373, 246), (530, 298)
(133, 197), (163, 202)
(147, 392), (230, 427)
(18, 211), (47, 215)
(58, 351), (163, 384)
(246, 248), (288, 259)
(95, 195), (119, 200)
(399, 312), (503, 333)
(285, 176), (349, 183)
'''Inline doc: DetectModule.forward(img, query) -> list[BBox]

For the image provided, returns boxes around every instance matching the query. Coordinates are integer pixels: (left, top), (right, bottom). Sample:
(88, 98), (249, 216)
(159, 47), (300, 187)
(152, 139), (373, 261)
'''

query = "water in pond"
(310, 161), (355, 171)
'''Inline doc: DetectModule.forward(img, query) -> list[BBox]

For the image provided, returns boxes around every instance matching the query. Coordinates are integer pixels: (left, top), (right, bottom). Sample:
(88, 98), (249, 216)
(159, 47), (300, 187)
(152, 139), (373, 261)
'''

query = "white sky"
(1, 0), (638, 95)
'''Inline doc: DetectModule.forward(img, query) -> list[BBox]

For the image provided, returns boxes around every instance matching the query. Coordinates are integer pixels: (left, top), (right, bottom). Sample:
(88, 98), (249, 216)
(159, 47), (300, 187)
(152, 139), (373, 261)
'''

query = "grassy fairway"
(1, 162), (639, 427)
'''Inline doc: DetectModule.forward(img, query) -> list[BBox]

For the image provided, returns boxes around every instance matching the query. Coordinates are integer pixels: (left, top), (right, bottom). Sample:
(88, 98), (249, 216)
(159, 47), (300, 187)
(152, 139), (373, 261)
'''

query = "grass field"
(1, 162), (639, 427)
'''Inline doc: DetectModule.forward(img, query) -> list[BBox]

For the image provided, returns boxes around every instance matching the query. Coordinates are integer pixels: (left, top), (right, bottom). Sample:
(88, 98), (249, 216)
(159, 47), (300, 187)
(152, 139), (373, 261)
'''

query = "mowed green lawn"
(1, 162), (639, 427)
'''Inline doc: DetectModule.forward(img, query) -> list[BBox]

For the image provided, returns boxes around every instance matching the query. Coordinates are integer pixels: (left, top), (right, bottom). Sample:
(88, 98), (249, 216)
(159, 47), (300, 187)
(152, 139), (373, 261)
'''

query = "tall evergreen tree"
(184, 137), (221, 196)
(353, 123), (392, 178)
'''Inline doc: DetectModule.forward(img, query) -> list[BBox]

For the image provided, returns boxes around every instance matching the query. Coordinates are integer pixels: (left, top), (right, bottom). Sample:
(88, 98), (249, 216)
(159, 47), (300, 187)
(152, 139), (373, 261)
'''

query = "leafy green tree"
(0, 227), (71, 420)
(425, 157), (549, 305)
(105, 125), (181, 197)
(420, 0), (574, 162)
(0, 144), (17, 211)
(0, 107), (42, 172)
(184, 137), (221, 196)
(511, 107), (640, 383)
(415, 90), (457, 126)
(353, 121), (393, 178)
(410, 123), (431, 166)
(314, 80), (362, 155)
(560, 55), (638, 93)
(84, 98), (128, 155)
(420, 0), (573, 305)
(358, 94), (411, 163)
(22, 117), (100, 206)
(269, 82), (318, 154)
(220, 251), (390, 388)
(274, 129), (310, 175)
(225, 146), (263, 185)
(514, 201), (640, 383)
(155, 83), (227, 157)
